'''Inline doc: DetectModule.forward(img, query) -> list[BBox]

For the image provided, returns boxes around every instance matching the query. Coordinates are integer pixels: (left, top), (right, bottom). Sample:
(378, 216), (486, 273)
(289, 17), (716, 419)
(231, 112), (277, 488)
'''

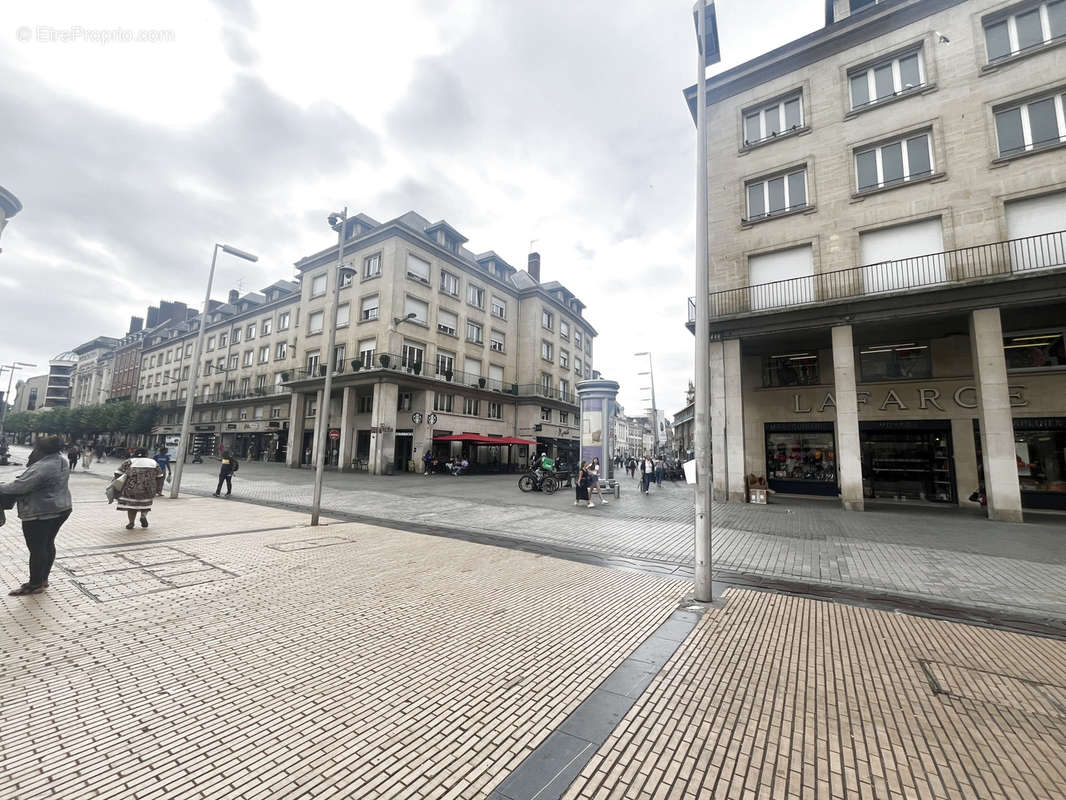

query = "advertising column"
(577, 378), (619, 481)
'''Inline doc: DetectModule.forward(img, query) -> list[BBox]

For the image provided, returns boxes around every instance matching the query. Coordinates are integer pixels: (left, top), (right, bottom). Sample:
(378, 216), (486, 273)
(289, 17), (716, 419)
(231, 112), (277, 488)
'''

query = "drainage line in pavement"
(486, 602), (711, 800)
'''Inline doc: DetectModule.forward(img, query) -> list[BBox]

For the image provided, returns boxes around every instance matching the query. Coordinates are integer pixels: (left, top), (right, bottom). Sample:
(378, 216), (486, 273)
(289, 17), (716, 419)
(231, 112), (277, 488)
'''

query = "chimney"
(527, 252), (541, 283)
(146, 306), (160, 328)
(228, 289), (240, 304)
(128, 316), (143, 334)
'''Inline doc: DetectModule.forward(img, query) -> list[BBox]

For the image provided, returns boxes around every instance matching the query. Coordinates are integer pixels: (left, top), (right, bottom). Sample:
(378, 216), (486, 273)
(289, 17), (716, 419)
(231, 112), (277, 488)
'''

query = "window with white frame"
(332, 303), (348, 327)
(438, 308), (458, 336)
(278, 312), (290, 331)
(466, 320), (483, 344)
(560, 411), (569, 424)
(433, 392), (454, 412)
(358, 338), (376, 368)
(466, 359), (481, 378)
(406, 253), (430, 283)
(242, 350), (253, 367)
(559, 320), (570, 340)
(404, 296), (428, 324)
(490, 329), (505, 352)
(542, 308), (553, 330)
(848, 50), (924, 110)
(232, 328), (241, 344)
(219, 333), (228, 347)
(184, 343), (193, 357)
(308, 310), (324, 334)
(540, 407), (552, 422)
(488, 401), (501, 419)
(743, 92), (803, 146)
(468, 284), (485, 308)
(246, 323), (256, 340)
(364, 252), (382, 279)
(305, 351), (320, 373)
(259, 345), (270, 363)
(229, 354), (239, 370)
(560, 378), (570, 399)
(560, 349), (569, 368)
(437, 350), (455, 376)
(855, 131), (934, 192)
(995, 92), (1066, 157)
(575, 330), (583, 349)
(489, 364), (504, 390)
(216, 357), (225, 372)
(441, 270), (459, 297)
(491, 295), (507, 319)
(360, 294), (379, 321)
(584, 337), (591, 356)
(463, 397), (479, 416)
(311, 273), (327, 297)
(541, 373), (552, 395)
(333, 344), (346, 371)
(398, 392), (412, 411)
(275, 342), (287, 360)
(207, 336), (216, 351)
(541, 340), (553, 362)
(746, 168), (808, 220)
(358, 395), (373, 414)
(239, 378), (249, 395)
(402, 340), (424, 370)
(262, 318), (272, 335)
(271, 406), (281, 418)
(985, 2), (1066, 63)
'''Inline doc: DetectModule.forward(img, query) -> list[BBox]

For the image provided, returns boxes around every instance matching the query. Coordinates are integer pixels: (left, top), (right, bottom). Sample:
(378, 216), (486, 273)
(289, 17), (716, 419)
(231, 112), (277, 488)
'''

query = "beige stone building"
(687, 0), (1066, 519)
(283, 211), (594, 474)
(139, 282), (301, 460)
(70, 337), (118, 408)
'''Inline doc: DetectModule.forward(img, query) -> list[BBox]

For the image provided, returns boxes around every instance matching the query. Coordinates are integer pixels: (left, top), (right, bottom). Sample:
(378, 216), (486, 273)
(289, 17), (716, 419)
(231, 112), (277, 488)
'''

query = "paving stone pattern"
(563, 588), (1066, 800)
(0, 501), (686, 800)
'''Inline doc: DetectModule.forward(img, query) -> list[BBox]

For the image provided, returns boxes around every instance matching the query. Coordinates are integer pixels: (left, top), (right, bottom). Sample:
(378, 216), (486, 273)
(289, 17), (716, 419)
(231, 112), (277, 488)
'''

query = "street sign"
(328, 429), (340, 441)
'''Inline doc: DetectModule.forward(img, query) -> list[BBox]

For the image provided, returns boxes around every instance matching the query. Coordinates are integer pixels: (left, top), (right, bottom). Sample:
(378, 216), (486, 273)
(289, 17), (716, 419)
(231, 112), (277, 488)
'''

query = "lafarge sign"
(790, 383), (1029, 415)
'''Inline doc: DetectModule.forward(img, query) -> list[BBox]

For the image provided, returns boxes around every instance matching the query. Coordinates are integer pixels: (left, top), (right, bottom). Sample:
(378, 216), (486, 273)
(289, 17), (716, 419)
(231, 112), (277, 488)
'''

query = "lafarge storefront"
(739, 336), (1066, 512)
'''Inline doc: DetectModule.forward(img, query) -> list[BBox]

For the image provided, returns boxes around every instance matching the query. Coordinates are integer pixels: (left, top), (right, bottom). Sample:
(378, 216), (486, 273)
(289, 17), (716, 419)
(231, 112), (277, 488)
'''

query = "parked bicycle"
(518, 470), (559, 494)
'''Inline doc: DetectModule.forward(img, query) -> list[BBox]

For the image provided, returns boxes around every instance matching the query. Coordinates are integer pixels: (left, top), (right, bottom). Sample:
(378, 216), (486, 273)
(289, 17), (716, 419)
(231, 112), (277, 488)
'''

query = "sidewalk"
(88, 452), (1066, 628)
(1, 475), (1064, 799)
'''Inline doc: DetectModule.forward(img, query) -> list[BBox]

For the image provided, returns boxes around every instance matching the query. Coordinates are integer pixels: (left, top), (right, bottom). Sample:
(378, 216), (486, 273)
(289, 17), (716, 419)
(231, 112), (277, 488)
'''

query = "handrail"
(688, 230), (1066, 320)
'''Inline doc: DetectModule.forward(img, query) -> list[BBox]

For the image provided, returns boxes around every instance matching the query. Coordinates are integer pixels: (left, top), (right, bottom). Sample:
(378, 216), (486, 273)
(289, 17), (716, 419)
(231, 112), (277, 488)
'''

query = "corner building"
(687, 0), (1066, 520)
(282, 211), (594, 474)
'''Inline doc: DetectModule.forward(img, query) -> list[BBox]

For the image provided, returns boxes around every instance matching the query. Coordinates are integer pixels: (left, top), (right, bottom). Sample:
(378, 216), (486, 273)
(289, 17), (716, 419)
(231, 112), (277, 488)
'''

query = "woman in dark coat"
(0, 436), (72, 595)
(574, 460), (591, 506)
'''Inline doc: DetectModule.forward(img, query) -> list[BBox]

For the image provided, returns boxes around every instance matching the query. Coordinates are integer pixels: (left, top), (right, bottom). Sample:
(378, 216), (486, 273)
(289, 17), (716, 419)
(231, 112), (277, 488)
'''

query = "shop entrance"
(394, 430), (413, 472)
(764, 422), (838, 496)
(860, 421), (955, 503)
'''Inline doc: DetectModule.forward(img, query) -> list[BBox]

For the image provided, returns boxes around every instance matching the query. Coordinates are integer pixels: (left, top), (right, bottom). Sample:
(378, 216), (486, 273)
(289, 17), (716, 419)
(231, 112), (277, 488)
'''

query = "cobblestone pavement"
(0, 492), (686, 800)
(564, 588), (1066, 800)
(10, 447), (1063, 624)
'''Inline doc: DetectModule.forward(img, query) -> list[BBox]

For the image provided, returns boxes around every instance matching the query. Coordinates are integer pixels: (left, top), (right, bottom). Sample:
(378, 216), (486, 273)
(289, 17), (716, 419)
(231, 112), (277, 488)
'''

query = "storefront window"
(766, 431), (836, 484)
(1015, 430), (1066, 495)
(858, 342), (931, 381)
(1003, 331), (1066, 371)
(763, 352), (820, 387)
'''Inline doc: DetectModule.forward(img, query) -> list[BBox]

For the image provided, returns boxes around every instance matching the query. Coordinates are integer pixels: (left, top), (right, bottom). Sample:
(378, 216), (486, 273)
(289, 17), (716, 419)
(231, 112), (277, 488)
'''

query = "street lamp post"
(170, 243), (258, 499)
(310, 208), (357, 527)
(692, 0), (720, 603)
(0, 361), (37, 437)
(634, 352), (658, 455)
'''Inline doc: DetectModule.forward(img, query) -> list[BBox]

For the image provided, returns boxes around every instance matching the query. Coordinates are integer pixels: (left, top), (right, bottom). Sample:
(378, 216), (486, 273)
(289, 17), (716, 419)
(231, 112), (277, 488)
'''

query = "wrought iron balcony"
(688, 230), (1066, 321)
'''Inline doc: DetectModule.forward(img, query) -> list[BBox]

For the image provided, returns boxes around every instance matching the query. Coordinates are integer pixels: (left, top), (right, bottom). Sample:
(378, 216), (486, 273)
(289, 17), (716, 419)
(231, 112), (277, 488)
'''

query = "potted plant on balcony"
(379, 354), (391, 368)
(444, 370), (453, 382)
(280, 371), (291, 382)
(478, 377), (486, 388)
(350, 359), (361, 372)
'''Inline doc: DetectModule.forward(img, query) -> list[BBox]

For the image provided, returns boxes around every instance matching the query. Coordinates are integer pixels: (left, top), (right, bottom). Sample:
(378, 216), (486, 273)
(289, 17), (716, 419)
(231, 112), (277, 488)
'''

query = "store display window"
(1015, 429), (1066, 495)
(763, 352), (820, 387)
(1003, 331), (1066, 371)
(766, 429), (836, 485)
(858, 342), (931, 381)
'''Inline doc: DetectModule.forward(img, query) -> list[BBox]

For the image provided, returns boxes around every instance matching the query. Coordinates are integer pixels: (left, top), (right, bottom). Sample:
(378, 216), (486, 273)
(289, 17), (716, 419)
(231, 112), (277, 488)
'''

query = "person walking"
(423, 450), (434, 477)
(588, 457), (609, 505)
(0, 436), (72, 596)
(641, 456), (654, 494)
(215, 451), (239, 496)
(116, 448), (163, 529)
(81, 444), (93, 471)
(655, 456), (664, 488)
(575, 460), (591, 506)
(66, 443), (80, 472)
(153, 446), (172, 495)
(95, 442), (106, 463)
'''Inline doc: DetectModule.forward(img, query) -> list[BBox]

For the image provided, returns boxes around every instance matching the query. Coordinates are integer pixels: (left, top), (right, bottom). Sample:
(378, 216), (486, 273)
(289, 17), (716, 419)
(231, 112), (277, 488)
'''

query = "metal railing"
(153, 386), (291, 408)
(688, 230), (1066, 321)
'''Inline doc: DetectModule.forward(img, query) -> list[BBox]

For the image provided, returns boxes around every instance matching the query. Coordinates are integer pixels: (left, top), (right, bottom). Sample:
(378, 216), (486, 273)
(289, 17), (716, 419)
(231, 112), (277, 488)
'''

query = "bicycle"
(518, 470), (559, 494)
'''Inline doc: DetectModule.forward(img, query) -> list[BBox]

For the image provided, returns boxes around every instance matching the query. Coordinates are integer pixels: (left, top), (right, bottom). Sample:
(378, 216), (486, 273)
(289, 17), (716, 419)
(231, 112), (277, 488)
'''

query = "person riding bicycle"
(533, 452), (555, 484)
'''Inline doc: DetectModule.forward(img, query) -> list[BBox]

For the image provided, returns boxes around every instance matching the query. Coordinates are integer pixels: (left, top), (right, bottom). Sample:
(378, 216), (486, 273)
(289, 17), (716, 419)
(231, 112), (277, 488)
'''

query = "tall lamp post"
(634, 352), (658, 455)
(310, 208), (357, 526)
(0, 361), (37, 437)
(692, 0), (720, 603)
(170, 243), (258, 499)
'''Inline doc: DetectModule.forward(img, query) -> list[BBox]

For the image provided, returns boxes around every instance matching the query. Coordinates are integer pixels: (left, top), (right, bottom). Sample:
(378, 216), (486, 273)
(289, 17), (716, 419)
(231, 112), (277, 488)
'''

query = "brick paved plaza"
(2, 451), (1066, 798)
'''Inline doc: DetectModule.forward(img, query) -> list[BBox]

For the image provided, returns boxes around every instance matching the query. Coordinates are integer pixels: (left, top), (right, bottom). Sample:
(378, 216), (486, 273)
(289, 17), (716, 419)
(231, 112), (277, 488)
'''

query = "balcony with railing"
(688, 230), (1066, 322)
(283, 354), (578, 405)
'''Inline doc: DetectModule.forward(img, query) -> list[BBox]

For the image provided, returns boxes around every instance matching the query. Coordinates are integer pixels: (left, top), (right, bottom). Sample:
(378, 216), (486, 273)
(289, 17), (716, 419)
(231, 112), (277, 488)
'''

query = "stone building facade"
(282, 211), (594, 474)
(687, 0), (1066, 519)
(70, 337), (119, 408)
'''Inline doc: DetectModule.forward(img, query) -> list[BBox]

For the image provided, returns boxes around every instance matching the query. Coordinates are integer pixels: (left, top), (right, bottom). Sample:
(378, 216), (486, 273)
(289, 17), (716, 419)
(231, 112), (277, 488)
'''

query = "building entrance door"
(860, 422), (954, 503)
(394, 430), (413, 472)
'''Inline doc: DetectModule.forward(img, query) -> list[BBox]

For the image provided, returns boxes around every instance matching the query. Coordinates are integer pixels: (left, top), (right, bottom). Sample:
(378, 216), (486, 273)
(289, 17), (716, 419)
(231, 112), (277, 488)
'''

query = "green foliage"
(2, 401), (160, 438)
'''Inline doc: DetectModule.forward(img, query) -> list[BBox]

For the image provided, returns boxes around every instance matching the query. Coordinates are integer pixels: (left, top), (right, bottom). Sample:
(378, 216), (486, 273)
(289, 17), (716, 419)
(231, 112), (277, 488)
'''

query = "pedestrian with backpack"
(215, 451), (239, 497)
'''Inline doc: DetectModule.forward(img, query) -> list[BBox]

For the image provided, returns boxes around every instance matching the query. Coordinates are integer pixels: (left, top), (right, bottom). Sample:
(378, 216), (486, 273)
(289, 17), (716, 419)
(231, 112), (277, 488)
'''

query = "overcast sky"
(1, 0), (823, 416)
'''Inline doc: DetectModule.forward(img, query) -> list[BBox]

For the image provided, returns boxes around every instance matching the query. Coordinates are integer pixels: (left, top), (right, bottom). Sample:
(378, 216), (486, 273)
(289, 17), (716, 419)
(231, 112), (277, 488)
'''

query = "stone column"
(285, 392), (305, 468)
(338, 386), (356, 472)
(723, 338), (746, 502)
(369, 382), (399, 475)
(970, 308), (1023, 522)
(831, 325), (864, 511)
(709, 339), (726, 500)
(951, 416), (980, 509)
